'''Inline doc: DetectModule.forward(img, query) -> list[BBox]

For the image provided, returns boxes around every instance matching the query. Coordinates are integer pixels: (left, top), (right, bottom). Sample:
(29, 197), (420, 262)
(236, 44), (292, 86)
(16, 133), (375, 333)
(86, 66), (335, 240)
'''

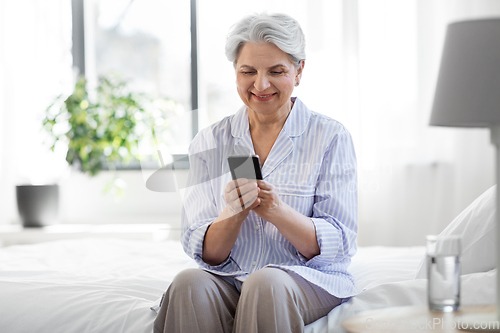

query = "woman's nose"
(254, 73), (271, 91)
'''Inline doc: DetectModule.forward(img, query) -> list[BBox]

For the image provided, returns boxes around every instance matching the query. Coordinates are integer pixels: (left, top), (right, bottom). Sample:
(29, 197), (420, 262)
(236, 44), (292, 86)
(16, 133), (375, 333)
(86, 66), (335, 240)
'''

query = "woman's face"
(235, 42), (303, 117)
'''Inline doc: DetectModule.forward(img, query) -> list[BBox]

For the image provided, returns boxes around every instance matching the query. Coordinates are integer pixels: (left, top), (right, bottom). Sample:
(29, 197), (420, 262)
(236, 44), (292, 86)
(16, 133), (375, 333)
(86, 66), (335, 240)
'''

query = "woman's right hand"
(202, 179), (260, 265)
(224, 178), (260, 216)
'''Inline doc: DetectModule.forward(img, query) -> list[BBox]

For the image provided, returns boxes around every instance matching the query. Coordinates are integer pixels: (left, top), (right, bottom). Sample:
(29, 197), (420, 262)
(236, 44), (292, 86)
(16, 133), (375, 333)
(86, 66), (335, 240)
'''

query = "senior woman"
(154, 12), (358, 333)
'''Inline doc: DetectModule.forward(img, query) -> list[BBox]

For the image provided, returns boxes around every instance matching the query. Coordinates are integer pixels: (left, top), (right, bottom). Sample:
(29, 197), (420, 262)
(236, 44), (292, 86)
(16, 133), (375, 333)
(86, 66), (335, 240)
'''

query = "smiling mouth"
(252, 93), (276, 100)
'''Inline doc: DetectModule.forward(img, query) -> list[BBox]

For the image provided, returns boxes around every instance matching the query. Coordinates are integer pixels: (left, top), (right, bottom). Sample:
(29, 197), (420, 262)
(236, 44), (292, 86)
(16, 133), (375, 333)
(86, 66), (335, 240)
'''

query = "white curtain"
(0, 0), (73, 224)
(340, 0), (498, 246)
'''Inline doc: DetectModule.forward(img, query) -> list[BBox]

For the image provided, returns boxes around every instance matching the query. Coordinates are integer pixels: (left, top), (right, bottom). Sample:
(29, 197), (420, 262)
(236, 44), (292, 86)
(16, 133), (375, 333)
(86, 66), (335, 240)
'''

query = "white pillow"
(415, 185), (496, 278)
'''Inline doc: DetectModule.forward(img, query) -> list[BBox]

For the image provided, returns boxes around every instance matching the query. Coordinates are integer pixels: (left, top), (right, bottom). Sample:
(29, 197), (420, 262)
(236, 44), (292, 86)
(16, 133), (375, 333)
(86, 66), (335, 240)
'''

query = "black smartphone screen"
(227, 155), (263, 180)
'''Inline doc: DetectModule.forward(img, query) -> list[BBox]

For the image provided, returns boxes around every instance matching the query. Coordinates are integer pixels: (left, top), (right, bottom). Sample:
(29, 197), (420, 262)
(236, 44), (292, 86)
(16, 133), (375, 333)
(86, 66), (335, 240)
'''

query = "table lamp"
(429, 18), (500, 328)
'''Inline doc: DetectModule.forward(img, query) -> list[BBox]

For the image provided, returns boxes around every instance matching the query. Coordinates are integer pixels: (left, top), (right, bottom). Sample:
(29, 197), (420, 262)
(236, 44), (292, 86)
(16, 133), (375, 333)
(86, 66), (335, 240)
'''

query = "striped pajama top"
(180, 97), (358, 299)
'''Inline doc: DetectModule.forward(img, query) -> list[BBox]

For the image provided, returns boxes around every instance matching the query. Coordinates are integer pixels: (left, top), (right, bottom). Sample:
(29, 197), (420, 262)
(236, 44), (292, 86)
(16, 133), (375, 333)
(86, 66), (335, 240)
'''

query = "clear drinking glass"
(426, 235), (461, 312)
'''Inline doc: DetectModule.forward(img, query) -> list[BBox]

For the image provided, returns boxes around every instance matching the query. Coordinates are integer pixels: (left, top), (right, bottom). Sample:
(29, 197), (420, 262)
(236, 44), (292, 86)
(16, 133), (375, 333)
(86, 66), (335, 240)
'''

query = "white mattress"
(0, 238), (495, 333)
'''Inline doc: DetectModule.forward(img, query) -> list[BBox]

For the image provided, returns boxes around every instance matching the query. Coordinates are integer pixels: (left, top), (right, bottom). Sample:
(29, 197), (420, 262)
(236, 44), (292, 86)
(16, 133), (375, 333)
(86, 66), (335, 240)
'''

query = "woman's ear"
(298, 60), (305, 73)
(296, 60), (305, 83)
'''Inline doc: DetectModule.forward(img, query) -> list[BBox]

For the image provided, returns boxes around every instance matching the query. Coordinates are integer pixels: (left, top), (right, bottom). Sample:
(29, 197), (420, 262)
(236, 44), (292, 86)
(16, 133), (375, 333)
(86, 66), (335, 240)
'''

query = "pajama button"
(252, 261), (257, 266)
(254, 224), (259, 230)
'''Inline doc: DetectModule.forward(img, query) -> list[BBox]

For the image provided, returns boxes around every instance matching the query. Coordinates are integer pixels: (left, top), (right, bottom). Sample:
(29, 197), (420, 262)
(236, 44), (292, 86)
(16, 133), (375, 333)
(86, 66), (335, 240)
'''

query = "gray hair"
(225, 13), (306, 67)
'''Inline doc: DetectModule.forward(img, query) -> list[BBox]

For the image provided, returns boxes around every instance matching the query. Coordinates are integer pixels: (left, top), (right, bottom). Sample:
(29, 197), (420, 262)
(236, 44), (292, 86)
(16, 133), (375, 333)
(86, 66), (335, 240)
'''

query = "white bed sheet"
(0, 238), (195, 333)
(0, 238), (495, 333)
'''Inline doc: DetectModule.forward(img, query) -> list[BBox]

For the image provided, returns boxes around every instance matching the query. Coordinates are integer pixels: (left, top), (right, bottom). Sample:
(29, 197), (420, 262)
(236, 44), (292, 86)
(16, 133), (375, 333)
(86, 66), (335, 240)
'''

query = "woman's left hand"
(251, 180), (283, 223)
(252, 179), (321, 259)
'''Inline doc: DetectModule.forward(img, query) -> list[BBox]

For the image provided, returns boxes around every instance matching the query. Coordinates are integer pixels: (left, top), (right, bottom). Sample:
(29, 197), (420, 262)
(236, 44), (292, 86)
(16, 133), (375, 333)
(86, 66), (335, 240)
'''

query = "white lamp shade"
(430, 18), (500, 127)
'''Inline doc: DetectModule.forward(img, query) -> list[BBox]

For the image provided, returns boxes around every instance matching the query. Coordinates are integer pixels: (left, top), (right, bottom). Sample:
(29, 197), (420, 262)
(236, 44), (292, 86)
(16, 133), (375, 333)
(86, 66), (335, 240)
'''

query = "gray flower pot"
(16, 184), (59, 227)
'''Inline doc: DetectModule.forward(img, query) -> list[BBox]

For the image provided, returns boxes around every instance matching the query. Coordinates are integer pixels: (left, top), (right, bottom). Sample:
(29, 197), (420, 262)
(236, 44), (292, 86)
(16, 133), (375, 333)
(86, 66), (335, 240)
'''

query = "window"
(73, 0), (195, 168)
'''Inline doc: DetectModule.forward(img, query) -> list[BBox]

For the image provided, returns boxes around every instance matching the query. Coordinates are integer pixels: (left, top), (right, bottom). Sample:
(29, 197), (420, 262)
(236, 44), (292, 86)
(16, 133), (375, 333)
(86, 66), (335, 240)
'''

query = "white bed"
(0, 185), (497, 333)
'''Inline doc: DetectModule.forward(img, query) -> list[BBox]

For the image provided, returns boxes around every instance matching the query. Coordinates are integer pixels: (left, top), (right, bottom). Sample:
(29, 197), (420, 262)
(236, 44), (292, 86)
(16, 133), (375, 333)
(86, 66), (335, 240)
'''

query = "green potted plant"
(42, 74), (180, 196)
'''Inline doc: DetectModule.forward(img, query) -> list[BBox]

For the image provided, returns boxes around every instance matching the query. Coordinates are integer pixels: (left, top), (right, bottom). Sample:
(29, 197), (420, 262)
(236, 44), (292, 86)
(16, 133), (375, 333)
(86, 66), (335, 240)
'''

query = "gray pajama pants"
(153, 267), (342, 333)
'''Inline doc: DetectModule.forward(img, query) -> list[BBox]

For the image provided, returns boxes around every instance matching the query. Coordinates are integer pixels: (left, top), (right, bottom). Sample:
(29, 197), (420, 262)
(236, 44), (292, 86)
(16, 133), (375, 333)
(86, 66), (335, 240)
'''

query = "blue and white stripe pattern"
(180, 97), (358, 299)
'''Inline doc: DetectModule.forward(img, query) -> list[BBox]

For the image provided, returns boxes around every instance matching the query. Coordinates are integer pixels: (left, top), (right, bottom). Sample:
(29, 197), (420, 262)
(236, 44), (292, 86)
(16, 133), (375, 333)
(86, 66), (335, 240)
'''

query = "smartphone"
(227, 155), (263, 180)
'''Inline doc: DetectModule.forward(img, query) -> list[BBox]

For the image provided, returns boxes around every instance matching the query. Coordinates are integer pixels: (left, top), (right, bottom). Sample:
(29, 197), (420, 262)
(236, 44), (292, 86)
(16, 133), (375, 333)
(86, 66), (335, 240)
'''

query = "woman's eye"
(242, 71), (255, 75)
(271, 71), (284, 75)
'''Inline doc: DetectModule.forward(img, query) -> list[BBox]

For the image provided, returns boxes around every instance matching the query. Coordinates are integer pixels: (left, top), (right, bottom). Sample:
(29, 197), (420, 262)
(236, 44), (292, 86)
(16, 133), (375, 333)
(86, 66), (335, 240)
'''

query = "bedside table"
(342, 305), (497, 333)
(0, 224), (179, 247)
